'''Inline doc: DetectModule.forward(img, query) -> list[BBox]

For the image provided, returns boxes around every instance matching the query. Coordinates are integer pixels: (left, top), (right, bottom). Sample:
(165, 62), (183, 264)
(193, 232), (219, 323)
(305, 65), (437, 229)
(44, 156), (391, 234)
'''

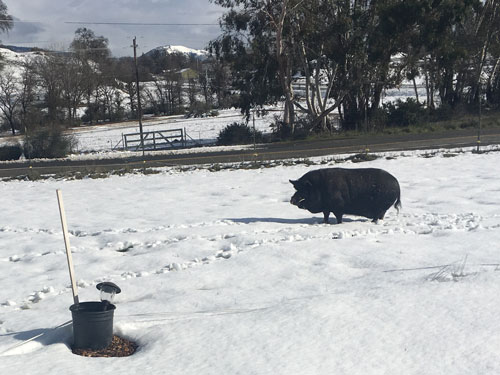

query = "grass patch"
(346, 153), (379, 163)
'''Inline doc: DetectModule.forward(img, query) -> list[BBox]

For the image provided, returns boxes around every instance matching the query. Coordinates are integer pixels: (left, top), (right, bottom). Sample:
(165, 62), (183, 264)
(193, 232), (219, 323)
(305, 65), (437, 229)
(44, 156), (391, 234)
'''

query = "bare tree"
(0, 69), (21, 134)
(59, 56), (87, 126)
(151, 75), (168, 114)
(113, 58), (138, 119)
(198, 69), (211, 107)
(295, 44), (344, 132)
(18, 60), (38, 130)
(143, 84), (160, 115)
(158, 70), (183, 115)
(187, 77), (198, 108)
(32, 54), (63, 123)
(97, 84), (118, 121)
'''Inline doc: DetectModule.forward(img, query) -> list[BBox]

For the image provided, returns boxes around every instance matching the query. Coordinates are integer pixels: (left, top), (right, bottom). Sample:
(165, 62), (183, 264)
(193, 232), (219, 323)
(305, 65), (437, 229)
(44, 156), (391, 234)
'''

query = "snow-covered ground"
(1, 146), (500, 374)
(0, 107), (276, 157)
(70, 108), (276, 153)
(0, 48), (43, 80)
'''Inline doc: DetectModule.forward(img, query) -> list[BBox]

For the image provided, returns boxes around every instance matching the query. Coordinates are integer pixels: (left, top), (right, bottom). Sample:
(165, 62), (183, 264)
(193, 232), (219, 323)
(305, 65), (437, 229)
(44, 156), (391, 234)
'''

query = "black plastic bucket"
(70, 301), (116, 350)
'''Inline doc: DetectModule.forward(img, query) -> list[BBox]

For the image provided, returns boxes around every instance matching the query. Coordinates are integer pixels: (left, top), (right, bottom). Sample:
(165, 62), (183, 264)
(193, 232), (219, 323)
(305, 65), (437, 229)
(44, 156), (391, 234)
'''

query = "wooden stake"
(56, 189), (79, 305)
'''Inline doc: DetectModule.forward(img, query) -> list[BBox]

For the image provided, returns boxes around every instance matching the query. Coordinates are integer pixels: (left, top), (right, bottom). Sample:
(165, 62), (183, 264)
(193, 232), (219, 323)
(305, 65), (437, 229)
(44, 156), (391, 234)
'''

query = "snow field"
(70, 108), (272, 153)
(0, 148), (500, 374)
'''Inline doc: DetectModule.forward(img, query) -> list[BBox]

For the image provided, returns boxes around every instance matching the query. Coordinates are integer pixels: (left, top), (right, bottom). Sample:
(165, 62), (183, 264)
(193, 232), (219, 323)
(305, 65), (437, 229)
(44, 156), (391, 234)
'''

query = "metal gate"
(123, 128), (186, 151)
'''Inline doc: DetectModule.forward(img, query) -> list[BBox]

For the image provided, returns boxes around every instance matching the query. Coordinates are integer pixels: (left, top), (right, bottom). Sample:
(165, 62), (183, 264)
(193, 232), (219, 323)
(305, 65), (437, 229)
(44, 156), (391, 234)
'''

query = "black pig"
(290, 168), (401, 224)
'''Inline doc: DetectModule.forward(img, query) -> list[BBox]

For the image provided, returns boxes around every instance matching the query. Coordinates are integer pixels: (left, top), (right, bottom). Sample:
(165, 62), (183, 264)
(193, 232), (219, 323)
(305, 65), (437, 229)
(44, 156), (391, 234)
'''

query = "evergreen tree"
(70, 28), (111, 63)
(0, 0), (12, 34)
(0, 0), (13, 69)
(210, 0), (301, 132)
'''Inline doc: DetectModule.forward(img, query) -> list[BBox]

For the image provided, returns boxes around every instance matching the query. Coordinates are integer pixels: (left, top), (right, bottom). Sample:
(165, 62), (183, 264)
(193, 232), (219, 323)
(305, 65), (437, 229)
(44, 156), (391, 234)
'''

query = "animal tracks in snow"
(2, 212), (499, 310)
(331, 212), (490, 239)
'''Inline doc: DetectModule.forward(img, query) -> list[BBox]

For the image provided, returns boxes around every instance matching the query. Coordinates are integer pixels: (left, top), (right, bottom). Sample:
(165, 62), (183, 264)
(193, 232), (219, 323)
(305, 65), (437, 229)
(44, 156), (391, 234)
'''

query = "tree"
(59, 55), (88, 126)
(0, 69), (21, 134)
(80, 59), (101, 124)
(291, 0), (349, 132)
(68, 28), (113, 124)
(70, 28), (111, 63)
(486, 7), (500, 107)
(163, 70), (184, 114)
(211, 0), (301, 132)
(139, 50), (191, 76)
(332, 0), (428, 131)
(467, 0), (500, 105)
(97, 83), (118, 121)
(31, 53), (89, 126)
(208, 57), (232, 108)
(187, 77), (198, 108)
(0, 1), (13, 34)
(114, 57), (139, 119)
(212, 0), (421, 132)
(18, 60), (38, 130)
(33, 54), (64, 123)
(0, 0), (13, 69)
(407, 0), (477, 109)
(198, 68), (211, 107)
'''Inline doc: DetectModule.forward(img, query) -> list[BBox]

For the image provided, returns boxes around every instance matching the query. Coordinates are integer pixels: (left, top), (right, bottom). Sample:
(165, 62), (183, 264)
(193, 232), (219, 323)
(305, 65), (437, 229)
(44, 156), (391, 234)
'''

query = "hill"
(144, 45), (208, 60)
(0, 45), (38, 53)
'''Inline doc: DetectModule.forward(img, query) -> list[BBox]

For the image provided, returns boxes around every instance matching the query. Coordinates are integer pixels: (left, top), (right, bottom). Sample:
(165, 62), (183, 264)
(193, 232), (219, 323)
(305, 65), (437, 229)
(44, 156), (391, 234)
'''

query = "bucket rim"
(70, 301), (116, 312)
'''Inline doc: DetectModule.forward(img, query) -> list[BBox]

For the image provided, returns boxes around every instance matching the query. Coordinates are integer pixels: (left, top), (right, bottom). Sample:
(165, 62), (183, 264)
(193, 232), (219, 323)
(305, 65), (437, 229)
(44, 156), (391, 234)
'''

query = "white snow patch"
(0, 148), (500, 374)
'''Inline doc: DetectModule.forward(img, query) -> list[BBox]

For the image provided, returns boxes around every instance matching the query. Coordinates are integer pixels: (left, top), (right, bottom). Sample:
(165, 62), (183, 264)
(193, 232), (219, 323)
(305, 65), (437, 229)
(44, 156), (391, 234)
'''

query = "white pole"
(56, 189), (79, 305)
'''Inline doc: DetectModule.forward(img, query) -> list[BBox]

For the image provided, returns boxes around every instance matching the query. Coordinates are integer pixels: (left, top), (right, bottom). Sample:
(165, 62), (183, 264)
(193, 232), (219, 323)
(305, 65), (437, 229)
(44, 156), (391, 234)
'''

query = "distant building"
(178, 68), (199, 80)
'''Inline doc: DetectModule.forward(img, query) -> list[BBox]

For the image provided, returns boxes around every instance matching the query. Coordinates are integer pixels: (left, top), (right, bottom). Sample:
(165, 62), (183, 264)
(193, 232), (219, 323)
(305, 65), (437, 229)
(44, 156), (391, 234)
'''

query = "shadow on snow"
(225, 217), (365, 225)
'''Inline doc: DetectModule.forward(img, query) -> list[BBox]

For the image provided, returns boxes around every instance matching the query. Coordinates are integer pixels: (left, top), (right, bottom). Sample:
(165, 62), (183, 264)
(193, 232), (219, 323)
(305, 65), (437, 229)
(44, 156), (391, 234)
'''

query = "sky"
(0, 0), (226, 57)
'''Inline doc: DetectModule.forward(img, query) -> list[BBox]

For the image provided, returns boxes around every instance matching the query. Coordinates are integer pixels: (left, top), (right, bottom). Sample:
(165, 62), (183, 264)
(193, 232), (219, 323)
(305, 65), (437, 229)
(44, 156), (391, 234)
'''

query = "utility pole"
(477, 79), (482, 153)
(133, 37), (145, 156)
(253, 107), (256, 153)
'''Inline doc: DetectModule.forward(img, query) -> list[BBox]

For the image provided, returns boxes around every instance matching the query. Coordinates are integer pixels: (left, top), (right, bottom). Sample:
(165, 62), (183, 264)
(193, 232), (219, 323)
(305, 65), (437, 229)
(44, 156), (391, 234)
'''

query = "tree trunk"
(273, 0), (295, 133)
(413, 77), (419, 103)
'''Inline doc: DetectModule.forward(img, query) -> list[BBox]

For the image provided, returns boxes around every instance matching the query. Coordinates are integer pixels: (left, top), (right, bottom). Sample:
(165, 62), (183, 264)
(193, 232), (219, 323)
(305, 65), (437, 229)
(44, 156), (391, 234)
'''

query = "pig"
(290, 168), (401, 224)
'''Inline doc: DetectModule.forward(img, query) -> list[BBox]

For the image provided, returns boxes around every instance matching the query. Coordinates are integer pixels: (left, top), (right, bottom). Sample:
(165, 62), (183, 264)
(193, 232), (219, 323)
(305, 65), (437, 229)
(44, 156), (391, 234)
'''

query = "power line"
(0, 41), (51, 44)
(1, 19), (219, 26)
(2, 20), (42, 24)
(65, 21), (219, 26)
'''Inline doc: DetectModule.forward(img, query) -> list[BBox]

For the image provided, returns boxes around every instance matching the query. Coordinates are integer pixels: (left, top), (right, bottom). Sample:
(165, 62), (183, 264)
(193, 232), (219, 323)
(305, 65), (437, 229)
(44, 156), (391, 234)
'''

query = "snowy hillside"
(145, 45), (208, 60)
(0, 47), (43, 78)
(1, 146), (500, 373)
(0, 47), (40, 63)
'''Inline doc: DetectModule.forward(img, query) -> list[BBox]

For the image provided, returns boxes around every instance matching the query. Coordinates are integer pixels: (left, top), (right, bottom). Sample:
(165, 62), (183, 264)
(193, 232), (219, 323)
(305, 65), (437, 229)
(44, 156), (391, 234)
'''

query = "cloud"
(1, 0), (225, 56)
(1, 17), (45, 44)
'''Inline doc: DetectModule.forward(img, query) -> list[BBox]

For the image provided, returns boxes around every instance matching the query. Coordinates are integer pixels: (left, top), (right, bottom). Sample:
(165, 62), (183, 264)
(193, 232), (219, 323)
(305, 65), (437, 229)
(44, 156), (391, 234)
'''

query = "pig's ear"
(289, 179), (298, 188)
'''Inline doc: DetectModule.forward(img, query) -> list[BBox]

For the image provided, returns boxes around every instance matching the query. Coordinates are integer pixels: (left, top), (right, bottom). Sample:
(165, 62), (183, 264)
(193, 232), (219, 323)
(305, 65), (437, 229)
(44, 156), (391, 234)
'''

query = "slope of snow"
(146, 45), (208, 59)
(0, 47), (43, 79)
(1, 147), (500, 374)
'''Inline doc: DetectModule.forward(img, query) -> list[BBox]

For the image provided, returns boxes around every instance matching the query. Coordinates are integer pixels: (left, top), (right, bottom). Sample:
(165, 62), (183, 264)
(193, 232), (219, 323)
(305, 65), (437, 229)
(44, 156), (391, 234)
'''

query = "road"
(1, 127), (499, 178)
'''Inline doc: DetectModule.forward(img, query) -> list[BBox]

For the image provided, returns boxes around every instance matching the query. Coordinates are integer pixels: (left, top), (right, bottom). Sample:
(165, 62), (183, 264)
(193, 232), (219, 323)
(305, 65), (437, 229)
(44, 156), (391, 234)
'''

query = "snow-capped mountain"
(145, 45), (208, 60)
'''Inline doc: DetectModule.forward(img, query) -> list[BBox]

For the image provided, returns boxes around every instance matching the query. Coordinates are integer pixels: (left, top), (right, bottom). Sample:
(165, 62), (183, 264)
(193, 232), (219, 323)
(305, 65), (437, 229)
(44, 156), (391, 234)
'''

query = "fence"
(121, 128), (186, 151)
(292, 82), (329, 98)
